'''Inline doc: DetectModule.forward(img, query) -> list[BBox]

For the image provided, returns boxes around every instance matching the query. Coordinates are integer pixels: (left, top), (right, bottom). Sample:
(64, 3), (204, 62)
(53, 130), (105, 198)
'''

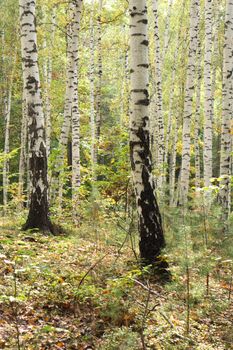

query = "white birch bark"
(203, 0), (213, 188)
(152, 0), (165, 188)
(2, 52), (16, 210)
(18, 89), (28, 205)
(3, 89), (12, 208)
(51, 18), (74, 205)
(89, 1), (96, 180)
(162, 0), (173, 64)
(42, 8), (56, 157)
(194, 19), (202, 189)
(179, 0), (200, 205)
(169, 117), (178, 206)
(96, 0), (102, 145)
(129, 0), (165, 265)
(164, 40), (179, 168)
(219, 0), (233, 218)
(19, 0), (51, 231)
(55, 24), (74, 206)
(71, 0), (83, 204)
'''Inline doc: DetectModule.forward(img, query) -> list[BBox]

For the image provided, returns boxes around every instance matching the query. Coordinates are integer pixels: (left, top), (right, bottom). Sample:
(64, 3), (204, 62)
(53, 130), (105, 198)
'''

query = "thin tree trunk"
(129, 0), (166, 266)
(3, 53), (16, 210)
(71, 0), (83, 205)
(179, 0), (200, 205)
(194, 20), (202, 189)
(169, 117), (178, 206)
(96, 0), (102, 146)
(89, 1), (96, 180)
(19, 0), (52, 232)
(18, 89), (28, 207)
(53, 23), (73, 206)
(42, 8), (56, 158)
(152, 0), (165, 188)
(3, 89), (12, 209)
(203, 0), (213, 188)
(162, 0), (173, 64)
(164, 39), (179, 168)
(219, 0), (233, 219)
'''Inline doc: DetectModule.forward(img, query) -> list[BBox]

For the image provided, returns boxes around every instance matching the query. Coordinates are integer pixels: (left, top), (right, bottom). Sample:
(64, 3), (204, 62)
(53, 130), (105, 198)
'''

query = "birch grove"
(0, 0), (231, 242)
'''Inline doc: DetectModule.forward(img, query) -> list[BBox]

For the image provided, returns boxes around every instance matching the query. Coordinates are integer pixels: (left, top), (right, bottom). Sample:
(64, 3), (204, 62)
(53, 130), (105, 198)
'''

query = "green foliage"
(99, 327), (140, 350)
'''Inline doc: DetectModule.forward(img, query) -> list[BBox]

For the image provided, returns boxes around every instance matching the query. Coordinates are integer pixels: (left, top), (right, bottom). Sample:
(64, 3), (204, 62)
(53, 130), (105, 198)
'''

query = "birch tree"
(2, 42), (16, 210)
(152, 0), (165, 188)
(203, 0), (213, 188)
(19, 0), (52, 232)
(162, 0), (173, 64)
(219, 0), (233, 219)
(96, 0), (103, 145)
(42, 8), (56, 157)
(89, 1), (96, 180)
(179, 0), (200, 205)
(129, 0), (166, 266)
(194, 18), (202, 189)
(54, 23), (73, 206)
(18, 90), (27, 205)
(71, 0), (83, 205)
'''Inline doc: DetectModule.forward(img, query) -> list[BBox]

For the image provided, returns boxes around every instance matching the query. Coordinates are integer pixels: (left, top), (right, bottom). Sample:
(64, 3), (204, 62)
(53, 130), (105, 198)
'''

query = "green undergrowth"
(0, 208), (232, 349)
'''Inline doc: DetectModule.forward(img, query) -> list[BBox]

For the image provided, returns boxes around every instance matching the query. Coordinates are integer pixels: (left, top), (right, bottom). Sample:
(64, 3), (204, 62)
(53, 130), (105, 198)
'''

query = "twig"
(131, 278), (166, 299)
(77, 253), (108, 289)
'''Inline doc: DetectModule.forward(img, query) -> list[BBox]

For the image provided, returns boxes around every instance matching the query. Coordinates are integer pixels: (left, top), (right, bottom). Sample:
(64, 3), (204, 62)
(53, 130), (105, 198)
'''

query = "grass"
(0, 213), (232, 349)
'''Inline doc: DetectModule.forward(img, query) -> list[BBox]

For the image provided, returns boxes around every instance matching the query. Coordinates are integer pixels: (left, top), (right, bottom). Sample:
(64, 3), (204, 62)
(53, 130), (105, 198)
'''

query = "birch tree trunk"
(179, 0), (200, 205)
(3, 53), (16, 210)
(55, 24), (74, 206)
(164, 39), (179, 168)
(129, 0), (166, 266)
(96, 0), (102, 145)
(169, 117), (178, 206)
(71, 0), (83, 204)
(203, 0), (213, 188)
(19, 0), (52, 232)
(194, 20), (202, 189)
(3, 88), (12, 209)
(18, 89), (28, 206)
(219, 0), (233, 219)
(162, 0), (173, 64)
(89, 1), (96, 180)
(152, 0), (165, 188)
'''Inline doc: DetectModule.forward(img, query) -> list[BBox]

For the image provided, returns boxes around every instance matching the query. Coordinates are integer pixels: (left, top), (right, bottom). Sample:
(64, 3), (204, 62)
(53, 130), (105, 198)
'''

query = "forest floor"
(0, 215), (232, 350)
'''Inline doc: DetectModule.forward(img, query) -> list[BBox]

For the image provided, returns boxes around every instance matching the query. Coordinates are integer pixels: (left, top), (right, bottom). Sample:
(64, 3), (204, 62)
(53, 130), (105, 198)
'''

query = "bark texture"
(96, 0), (103, 145)
(179, 0), (200, 205)
(89, 1), (96, 180)
(219, 0), (233, 218)
(203, 0), (213, 187)
(71, 0), (83, 203)
(152, 0), (165, 188)
(19, 0), (52, 232)
(129, 0), (165, 266)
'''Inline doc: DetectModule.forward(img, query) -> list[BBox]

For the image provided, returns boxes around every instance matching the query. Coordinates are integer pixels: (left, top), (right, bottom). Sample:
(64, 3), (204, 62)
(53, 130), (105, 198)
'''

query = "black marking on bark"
(137, 64), (149, 68)
(138, 19), (148, 24)
(130, 126), (166, 266)
(141, 40), (149, 46)
(135, 99), (149, 106)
